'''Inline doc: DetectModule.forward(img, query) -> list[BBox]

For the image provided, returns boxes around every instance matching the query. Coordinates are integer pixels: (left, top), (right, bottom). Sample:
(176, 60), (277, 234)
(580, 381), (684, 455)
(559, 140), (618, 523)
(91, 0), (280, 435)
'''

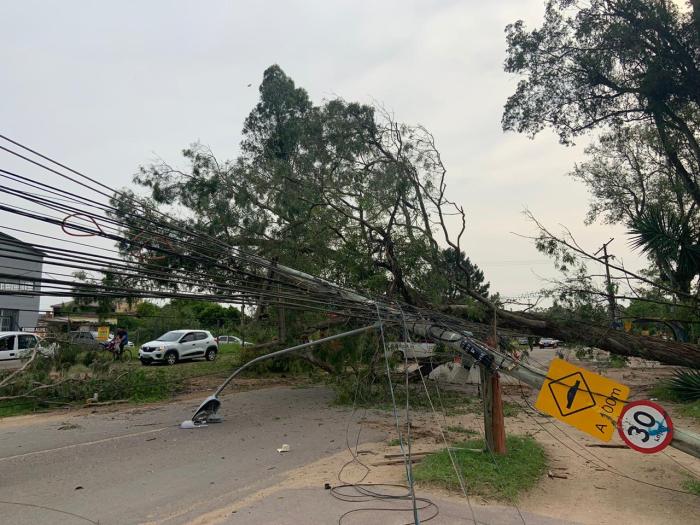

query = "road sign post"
(618, 400), (673, 453)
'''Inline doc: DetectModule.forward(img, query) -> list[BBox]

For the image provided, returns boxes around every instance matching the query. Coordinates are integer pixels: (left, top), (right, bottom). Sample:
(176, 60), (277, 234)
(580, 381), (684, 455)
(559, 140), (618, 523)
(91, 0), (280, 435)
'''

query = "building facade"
(0, 233), (43, 331)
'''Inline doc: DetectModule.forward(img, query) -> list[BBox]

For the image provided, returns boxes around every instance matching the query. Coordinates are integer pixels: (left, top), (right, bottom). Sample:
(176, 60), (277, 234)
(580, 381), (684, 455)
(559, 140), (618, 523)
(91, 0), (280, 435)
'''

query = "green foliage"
(652, 373), (700, 422)
(629, 204), (700, 295)
(331, 373), (471, 413)
(665, 369), (700, 402)
(114, 300), (245, 346)
(608, 354), (629, 369)
(504, 1), (699, 155)
(413, 435), (547, 501)
(114, 64), (489, 307)
(505, 0), (700, 307)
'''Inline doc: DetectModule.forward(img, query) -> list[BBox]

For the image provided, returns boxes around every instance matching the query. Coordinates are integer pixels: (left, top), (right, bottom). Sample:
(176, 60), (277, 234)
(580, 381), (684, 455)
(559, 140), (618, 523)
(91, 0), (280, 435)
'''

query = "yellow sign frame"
(96, 326), (110, 341)
(535, 359), (629, 441)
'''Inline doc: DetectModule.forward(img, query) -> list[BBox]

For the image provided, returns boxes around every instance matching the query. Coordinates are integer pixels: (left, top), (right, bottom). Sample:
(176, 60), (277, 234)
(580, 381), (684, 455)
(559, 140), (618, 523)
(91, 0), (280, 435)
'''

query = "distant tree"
(571, 124), (700, 296)
(503, 0), (700, 341)
(438, 248), (490, 301)
(504, 0), (700, 208)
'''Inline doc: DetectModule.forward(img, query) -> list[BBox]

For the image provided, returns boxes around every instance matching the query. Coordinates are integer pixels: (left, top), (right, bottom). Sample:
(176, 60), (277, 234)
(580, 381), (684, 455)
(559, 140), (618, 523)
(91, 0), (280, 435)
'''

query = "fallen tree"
(441, 304), (700, 368)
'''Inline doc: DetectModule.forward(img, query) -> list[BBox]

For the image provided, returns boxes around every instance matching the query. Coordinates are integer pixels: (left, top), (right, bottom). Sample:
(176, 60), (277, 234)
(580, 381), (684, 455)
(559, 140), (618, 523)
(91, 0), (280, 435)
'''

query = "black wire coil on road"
(329, 483), (440, 525)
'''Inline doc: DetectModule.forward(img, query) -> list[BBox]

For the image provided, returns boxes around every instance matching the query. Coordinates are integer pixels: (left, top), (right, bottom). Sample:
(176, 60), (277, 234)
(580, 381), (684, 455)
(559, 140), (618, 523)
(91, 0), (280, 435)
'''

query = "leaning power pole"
(594, 238), (617, 328)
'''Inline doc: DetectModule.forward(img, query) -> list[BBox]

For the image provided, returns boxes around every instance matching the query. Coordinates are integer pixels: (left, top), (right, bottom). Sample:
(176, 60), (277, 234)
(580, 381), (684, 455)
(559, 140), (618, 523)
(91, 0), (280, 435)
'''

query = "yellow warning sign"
(96, 326), (110, 341)
(535, 359), (629, 442)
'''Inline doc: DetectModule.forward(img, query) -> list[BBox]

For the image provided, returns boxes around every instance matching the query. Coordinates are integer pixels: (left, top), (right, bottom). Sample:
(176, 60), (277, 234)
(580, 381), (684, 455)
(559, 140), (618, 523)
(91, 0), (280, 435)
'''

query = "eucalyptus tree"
(124, 65), (475, 307)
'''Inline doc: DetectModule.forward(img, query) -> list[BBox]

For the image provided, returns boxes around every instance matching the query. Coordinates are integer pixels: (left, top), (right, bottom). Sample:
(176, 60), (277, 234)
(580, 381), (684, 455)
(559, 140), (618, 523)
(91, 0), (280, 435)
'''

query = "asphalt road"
(0, 383), (580, 525)
(0, 386), (386, 525)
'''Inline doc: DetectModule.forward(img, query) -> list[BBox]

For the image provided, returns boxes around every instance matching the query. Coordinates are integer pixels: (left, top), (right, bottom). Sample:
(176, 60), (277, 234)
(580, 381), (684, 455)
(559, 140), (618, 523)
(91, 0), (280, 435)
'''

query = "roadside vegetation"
(683, 478), (700, 496)
(651, 369), (700, 422)
(413, 435), (547, 501)
(331, 373), (520, 416)
(0, 342), (246, 418)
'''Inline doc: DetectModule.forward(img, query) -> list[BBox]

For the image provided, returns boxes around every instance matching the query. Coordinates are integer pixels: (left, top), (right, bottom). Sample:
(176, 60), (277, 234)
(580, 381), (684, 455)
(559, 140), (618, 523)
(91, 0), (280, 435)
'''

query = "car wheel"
(205, 348), (217, 361)
(140, 359), (150, 366)
(165, 351), (178, 366)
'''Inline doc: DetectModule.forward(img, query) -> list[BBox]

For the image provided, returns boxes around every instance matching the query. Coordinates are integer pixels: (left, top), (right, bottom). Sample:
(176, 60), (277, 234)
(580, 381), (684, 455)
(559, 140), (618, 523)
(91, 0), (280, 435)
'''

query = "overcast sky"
(1, 0), (640, 306)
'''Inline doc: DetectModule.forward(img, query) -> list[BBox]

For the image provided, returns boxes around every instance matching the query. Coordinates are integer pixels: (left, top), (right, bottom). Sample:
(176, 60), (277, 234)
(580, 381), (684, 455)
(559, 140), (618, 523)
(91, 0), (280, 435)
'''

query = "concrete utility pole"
(251, 257), (700, 459)
(594, 238), (617, 328)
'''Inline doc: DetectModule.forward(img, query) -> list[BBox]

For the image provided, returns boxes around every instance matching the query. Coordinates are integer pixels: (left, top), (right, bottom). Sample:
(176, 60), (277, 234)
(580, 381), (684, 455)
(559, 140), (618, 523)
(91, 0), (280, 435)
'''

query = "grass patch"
(683, 478), (700, 496)
(0, 399), (44, 418)
(413, 435), (547, 501)
(446, 425), (477, 435)
(678, 400), (700, 421)
(388, 438), (402, 446)
(651, 384), (700, 423)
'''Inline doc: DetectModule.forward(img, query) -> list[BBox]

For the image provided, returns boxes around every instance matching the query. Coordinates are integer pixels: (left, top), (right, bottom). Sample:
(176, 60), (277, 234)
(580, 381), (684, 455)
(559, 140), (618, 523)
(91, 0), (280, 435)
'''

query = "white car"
(388, 342), (437, 360)
(538, 337), (561, 349)
(139, 330), (218, 366)
(217, 335), (252, 346)
(0, 331), (54, 359)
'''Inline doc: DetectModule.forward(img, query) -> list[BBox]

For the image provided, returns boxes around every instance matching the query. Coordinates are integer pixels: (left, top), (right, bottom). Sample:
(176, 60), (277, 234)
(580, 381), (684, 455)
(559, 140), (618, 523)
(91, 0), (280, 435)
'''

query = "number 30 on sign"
(617, 400), (673, 453)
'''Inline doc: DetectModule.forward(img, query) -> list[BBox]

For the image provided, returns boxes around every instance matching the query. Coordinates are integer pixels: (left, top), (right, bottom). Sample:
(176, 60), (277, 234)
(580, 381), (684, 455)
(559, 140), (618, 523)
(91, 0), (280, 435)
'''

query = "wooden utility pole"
(482, 310), (507, 455)
(594, 238), (617, 328)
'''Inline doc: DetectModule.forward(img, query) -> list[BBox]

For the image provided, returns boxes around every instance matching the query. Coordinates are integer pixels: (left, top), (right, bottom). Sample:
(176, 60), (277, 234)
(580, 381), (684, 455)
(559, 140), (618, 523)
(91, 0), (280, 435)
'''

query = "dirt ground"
(221, 390), (699, 524)
(199, 349), (700, 525)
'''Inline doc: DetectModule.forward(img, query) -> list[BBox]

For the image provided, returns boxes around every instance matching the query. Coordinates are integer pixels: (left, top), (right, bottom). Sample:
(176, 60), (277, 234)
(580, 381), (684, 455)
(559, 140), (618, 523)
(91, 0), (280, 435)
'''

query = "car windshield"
(156, 331), (185, 342)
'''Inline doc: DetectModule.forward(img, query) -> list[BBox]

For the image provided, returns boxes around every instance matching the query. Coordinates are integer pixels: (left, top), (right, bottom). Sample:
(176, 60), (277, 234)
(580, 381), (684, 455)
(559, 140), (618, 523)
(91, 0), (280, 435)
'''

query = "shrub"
(665, 369), (700, 402)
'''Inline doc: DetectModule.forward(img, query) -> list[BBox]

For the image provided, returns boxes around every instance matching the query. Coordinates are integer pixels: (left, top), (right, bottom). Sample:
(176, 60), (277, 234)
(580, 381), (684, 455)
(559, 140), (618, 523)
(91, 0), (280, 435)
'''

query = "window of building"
(0, 309), (19, 331)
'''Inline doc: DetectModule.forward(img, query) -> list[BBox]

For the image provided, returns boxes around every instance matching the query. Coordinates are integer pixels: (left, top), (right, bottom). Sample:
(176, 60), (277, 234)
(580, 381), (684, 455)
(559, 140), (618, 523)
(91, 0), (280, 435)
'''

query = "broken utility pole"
(482, 310), (506, 454)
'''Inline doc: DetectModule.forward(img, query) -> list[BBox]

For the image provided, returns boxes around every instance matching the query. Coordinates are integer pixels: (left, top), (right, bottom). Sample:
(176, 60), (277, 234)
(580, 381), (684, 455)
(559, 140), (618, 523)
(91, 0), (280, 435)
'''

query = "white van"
(0, 331), (41, 360)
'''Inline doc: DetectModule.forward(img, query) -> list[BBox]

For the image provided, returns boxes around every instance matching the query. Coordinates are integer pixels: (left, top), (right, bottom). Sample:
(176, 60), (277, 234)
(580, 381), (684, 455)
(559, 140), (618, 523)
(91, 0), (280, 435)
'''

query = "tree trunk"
(440, 305), (700, 368)
(498, 311), (700, 368)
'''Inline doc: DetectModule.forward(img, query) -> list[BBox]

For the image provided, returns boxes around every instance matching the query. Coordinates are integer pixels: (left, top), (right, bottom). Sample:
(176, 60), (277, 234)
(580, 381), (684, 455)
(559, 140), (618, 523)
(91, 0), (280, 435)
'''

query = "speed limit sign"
(617, 400), (673, 453)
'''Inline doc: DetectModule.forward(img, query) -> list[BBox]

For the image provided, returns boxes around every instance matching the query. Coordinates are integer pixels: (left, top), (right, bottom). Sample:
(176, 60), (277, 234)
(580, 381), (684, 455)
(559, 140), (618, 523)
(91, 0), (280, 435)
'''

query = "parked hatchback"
(139, 330), (218, 366)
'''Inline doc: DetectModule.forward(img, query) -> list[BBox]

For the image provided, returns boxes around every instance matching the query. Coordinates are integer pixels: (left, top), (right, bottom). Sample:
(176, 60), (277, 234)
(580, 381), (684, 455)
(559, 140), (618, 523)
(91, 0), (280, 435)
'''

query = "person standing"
(115, 327), (128, 356)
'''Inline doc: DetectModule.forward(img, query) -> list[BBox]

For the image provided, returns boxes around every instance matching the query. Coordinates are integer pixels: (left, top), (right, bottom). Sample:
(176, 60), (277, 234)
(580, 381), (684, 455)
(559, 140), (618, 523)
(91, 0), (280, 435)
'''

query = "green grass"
(0, 399), (44, 418)
(413, 435), (547, 502)
(651, 384), (700, 423)
(388, 438), (402, 446)
(446, 425), (477, 435)
(678, 400), (700, 421)
(683, 478), (700, 496)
